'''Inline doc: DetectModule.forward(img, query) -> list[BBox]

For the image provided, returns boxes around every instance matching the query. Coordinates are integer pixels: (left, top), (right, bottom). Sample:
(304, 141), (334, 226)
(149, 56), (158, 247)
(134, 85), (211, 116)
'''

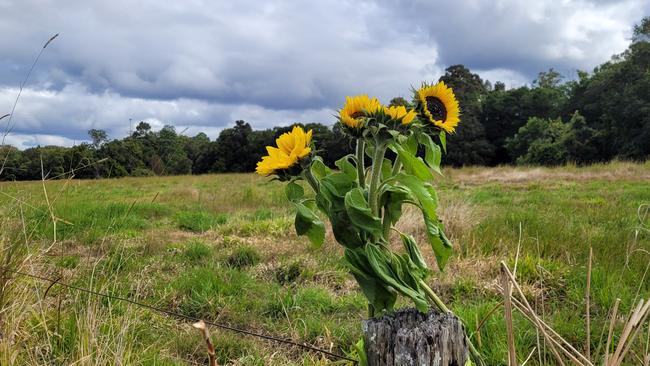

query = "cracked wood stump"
(363, 308), (469, 366)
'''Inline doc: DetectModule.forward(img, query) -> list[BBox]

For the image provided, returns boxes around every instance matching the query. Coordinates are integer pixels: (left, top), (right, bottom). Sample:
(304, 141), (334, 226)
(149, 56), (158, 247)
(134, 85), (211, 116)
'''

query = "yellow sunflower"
(256, 126), (313, 176)
(416, 81), (460, 133)
(339, 95), (383, 129)
(384, 105), (417, 125)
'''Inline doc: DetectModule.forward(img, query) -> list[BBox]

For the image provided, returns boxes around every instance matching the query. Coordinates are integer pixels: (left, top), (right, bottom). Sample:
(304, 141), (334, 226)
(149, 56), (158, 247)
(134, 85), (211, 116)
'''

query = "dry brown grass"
(395, 196), (482, 249)
(448, 161), (650, 185)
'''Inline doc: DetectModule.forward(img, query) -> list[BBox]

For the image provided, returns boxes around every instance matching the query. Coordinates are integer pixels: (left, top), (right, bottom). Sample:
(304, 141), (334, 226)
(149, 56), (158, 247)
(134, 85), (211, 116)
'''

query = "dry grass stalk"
(521, 347), (536, 366)
(502, 255), (650, 366)
(586, 246), (592, 360)
(193, 320), (218, 366)
(609, 299), (650, 365)
(500, 261), (592, 365)
(501, 266), (517, 366)
(604, 298), (621, 366)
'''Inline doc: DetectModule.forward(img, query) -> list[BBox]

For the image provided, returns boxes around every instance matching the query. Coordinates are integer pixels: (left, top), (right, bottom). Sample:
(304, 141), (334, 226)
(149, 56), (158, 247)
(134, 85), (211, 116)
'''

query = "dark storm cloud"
(0, 0), (647, 148)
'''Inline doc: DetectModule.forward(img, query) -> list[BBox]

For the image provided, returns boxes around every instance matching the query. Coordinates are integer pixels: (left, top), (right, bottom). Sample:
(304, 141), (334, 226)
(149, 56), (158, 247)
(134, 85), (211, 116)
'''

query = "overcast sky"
(1, 0), (648, 149)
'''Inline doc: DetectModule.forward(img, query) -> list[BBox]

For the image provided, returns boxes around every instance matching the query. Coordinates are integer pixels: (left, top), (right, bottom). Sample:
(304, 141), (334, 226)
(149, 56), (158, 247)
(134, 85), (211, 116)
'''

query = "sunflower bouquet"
(256, 81), (461, 317)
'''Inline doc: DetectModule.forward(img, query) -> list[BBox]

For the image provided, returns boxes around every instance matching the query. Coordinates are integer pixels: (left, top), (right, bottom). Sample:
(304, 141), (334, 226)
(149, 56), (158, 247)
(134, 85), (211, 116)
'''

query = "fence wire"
(1, 267), (357, 363)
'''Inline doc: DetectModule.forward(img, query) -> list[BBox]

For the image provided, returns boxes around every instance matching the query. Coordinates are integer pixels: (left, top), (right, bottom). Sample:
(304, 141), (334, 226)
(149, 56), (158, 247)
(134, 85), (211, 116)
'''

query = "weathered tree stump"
(363, 308), (469, 366)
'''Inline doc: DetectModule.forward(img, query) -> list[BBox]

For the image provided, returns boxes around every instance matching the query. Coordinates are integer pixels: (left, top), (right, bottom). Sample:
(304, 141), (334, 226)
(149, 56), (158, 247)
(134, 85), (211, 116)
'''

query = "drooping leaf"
(365, 243), (429, 312)
(345, 188), (383, 237)
(399, 232), (428, 273)
(423, 212), (453, 270)
(285, 181), (304, 203)
(335, 155), (358, 181)
(394, 173), (437, 219)
(393, 143), (434, 182)
(439, 130), (447, 153)
(394, 173), (451, 270)
(310, 157), (331, 181)
(292, 202), (325, 248)
(405, 133), (419, 155)
(379, 184), (412, 226)
(417, 132), (442, 174)
(344, 248), (397, 312)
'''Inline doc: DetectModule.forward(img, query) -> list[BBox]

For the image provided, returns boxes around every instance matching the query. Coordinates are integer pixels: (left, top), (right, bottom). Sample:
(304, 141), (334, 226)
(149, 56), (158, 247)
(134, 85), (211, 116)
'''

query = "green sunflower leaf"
(310, 157), (332, 181)
(292, 202), (325, 248)
(285, 181), (304, 203)
(344, 188), (382, 237)
(335, 155), (357, 181)
(393, 144), (434, 182)
(417, 132), (442, 174)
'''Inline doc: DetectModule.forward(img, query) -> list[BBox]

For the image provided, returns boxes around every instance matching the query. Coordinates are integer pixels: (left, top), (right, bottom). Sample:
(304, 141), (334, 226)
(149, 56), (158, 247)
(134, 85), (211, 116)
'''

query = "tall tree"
(438, 65), (495, 166)
(88, 129), (108, 149)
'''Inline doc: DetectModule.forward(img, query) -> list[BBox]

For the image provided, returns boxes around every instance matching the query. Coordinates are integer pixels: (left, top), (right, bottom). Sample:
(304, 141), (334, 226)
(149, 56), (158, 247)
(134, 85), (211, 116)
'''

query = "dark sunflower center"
(425, 96), (447, 121)
(350, 111), (365, 119)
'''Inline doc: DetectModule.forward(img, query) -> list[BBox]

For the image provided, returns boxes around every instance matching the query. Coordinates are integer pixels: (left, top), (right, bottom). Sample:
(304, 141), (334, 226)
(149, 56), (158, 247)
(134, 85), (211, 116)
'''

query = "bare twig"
(502, 266), (517, 366)
(586, 246), (592, 361)
(193, 320), (217, 366)
(604, 298), (620, 365)
(501, 261), (592, 365)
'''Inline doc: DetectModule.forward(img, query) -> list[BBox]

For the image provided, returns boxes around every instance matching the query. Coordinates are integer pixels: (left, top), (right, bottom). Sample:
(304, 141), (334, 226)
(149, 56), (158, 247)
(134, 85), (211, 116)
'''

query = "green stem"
(419, 280), (450, 313)
(368, 143), (387, 216)
(381, 159), (403, 238)
(391, 159), (402, 176)
(356, 139), (366, 188)
(420, 280), (484, 365)
(367, 303), (375, 318)
(304, 168), (319, 193)
(381, 210), (391, 241)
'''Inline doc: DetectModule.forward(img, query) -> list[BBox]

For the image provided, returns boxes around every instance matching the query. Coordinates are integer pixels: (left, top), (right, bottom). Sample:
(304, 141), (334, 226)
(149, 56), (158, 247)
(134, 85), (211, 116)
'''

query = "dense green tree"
(564, 17), (650, 161)
(211, 120), (255, 172)
(438, 65), (495, 166)
(506, 117), (569, 165)
(561, 111), (599, 164)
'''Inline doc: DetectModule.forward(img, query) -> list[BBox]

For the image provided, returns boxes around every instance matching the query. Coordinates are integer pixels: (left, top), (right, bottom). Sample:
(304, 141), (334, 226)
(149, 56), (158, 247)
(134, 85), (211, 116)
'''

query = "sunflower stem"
(419, 279), (484, 365)
(356, 139), (366, 188)
(368, 141), (386, 216)
(391, 159), (402, 176)
(382, 207), (392, 241)
(304, 168), (319, 194)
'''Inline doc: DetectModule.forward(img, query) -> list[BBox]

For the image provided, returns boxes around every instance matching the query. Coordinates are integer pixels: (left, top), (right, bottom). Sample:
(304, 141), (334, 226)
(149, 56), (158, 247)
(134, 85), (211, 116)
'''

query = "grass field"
(1, 161), (649, 365)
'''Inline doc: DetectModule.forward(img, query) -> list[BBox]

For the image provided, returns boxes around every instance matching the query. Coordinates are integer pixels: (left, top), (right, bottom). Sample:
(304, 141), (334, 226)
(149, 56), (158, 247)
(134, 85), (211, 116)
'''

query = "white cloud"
(0, 0), (647, 148)
(0, 84), (335, 146)
(3, 133), (80, 150)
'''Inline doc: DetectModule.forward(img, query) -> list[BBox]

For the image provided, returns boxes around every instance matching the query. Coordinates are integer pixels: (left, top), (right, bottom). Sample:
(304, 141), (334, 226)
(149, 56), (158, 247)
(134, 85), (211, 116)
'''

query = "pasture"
(1, 161), (649, 365)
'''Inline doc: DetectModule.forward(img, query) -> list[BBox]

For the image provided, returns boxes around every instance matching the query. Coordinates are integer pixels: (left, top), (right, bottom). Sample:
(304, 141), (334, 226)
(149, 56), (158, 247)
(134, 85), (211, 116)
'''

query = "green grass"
(0, 163), (648, 365)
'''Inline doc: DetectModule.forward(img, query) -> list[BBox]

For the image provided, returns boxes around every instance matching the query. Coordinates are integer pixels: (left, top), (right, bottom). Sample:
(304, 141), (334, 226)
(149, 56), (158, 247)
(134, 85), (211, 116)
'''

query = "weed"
(183, 239), (212, 261)
(276, 261), (303, 285)
(56, 255), (80, 269)
(226, 246), (261, 269)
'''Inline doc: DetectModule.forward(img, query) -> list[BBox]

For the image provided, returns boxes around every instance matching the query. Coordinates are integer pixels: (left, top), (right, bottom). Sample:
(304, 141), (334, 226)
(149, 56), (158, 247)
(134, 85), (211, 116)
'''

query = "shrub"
(275, 261), (303, 285)
(226, 247), (260, 268)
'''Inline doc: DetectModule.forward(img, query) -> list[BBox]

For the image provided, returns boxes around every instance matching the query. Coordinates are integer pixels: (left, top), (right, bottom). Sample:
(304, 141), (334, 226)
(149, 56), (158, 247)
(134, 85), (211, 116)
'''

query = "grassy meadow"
(1, 161), (649, 365)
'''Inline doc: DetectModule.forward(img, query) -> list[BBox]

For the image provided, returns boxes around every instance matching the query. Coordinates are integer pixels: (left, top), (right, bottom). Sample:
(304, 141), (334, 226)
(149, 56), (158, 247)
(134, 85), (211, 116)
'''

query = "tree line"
(1, 18), (648, 181)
